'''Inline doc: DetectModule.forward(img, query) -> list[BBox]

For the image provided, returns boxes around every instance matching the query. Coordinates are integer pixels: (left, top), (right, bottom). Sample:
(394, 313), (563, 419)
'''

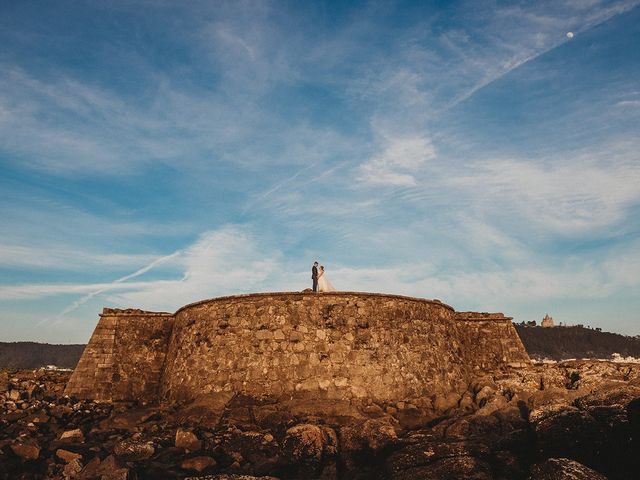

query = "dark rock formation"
(2, 359), (639, 479)
(529, 458), (608, 480)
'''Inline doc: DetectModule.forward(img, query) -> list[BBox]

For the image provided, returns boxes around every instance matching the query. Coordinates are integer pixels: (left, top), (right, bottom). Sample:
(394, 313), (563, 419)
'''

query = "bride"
(317, 265), (337, 292)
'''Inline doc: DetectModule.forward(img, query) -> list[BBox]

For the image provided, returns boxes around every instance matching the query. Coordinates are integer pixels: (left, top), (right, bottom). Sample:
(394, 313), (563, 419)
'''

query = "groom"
(312, 261), (319, 292)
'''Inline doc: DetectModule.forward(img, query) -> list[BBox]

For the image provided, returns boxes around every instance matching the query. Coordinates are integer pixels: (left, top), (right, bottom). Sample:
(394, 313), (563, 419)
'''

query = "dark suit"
(312, 265), (318, 292)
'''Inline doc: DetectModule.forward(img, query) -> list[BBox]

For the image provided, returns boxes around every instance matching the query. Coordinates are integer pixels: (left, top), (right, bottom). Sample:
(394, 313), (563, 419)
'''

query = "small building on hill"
(541, 314), (555, 328)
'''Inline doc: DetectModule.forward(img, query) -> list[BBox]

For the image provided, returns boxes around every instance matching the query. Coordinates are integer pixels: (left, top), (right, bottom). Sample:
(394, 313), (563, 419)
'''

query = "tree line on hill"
(514, 324), (640, 360)
(0, 342), (84, 369)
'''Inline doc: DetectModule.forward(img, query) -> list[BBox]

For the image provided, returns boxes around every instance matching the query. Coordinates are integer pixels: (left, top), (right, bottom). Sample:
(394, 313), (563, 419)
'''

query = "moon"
(566, 32), (574, 39)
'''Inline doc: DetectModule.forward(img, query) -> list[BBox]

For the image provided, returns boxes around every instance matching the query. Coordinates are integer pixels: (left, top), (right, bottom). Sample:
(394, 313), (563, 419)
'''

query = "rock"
(340, 418), (397, 452)
(339, 418), (397, 477)
(526, 387), (579, 411)
(361, 403), (385, 416)
(283, 424), (325, 462)
(574, 384), (640, 412)
(56, 448), (82, 463)
(493, 450), (526, 479)
(459, 391), (475, 411)
(474, 393), (508, 416)
(475, 385), (495, 406)
(80, 456), (102, 477)
(433, 391), (461, 412)
(0, 370), (7, 393)
(63, 457), (83, 478)
(101, 468), (130, 480)
(60, 428), (85, 442)
(531, 404), (600, 461)
(433, 405), (527, 450)
(94, 455), (130, 480)
(281, 423), (336, 477)
(387, 437), (490, 476)
(113, 438), (155, 461)
(10, 442), (40, 461)
(392, 455), (493, 480)
(529, 458), (608, 479)
(1, 362), (639, 480)
(176, 427), (202, 451)
(181, 455), (217, 472)
(394, 403), (435, 430)
(220, 429), (280, 474)
(184, 475), (280, 480)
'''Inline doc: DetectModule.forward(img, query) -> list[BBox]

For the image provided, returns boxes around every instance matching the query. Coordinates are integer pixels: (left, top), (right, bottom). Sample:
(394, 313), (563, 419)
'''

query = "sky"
(1, 0), (639, 343)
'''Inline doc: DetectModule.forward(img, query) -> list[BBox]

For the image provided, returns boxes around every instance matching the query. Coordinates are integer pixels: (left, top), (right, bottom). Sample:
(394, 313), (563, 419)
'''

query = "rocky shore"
(1, 361), (639, 479)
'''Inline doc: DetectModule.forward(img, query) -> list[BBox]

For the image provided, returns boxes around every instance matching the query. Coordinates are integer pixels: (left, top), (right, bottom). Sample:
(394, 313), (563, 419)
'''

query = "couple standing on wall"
(312, 261), (336, 292)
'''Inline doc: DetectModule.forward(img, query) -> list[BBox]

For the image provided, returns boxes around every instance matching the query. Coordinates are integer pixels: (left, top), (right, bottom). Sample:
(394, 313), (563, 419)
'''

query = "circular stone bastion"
(159, 292), (466, 404)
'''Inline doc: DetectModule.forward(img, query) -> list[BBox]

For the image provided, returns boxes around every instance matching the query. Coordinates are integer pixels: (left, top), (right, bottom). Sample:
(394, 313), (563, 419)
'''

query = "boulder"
(530, 405), (600, 458)
(184, 475), (279, 480)
(387, 438), (490, 477)
(62, 458), (83, 478)
(340, 418), (397, 452)
(56, 448), (82, 463)
(281, 423), (337, 476)
(79, 456), (102, 477)
(8, 389), (20, 401)
(282, 424), (325, 462)
(433, 392), (461, 412)
(573, 385), (640, 412)
(59, 428), (85, 442)
(93, 454), (130, 480)
(175, 392), (234, 428)
(340, 418), (397, 478)
(176, 428), (202, 451)
(529, 458), (608, 480)
(0, 370), (8, 393)
(220, 429), (280, 474)
(181, 455), (217, 472)
(100, 468), (130, 480)
(10, 442), (40, 461)
(113, 438), (155, 461)
(392, 455), (493, 480)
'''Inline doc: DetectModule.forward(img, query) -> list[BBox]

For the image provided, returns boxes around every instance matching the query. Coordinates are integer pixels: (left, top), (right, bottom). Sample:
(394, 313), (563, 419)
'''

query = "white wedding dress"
(317, 271), (337, 292)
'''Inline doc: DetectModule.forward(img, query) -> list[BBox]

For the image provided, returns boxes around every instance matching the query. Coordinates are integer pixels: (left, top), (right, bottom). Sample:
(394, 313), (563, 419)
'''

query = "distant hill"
(0, 342), (85, 369)
(514, 325), (640, 361)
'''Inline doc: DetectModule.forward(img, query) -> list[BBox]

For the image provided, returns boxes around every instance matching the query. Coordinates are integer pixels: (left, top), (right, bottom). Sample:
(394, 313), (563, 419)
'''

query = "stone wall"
(65, 309), (173, 402)
(456, 312), (531, 370)
(65, 311), (118, 401)
(67, 293), (531, 405)
(161, 293), (465, 405)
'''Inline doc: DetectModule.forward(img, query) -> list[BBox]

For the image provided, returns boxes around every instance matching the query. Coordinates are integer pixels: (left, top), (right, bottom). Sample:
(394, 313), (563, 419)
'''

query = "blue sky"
(1, 0), (639, 343)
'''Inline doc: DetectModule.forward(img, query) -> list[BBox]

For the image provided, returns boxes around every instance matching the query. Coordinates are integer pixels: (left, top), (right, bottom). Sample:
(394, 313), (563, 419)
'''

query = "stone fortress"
(65, 292), (531, 408)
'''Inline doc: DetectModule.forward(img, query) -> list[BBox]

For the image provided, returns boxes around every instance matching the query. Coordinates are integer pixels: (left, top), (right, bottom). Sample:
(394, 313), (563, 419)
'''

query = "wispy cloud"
(357, 136), (436, 186)
(447, 142), (640, 232)
(55, 250), (182, 318)
(4, 224), (638, 309)
(0, 243), (157, 271)
(616, 100), (640, 107)
(105, 226), (289, 309)
(0, 281), (145, 301)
